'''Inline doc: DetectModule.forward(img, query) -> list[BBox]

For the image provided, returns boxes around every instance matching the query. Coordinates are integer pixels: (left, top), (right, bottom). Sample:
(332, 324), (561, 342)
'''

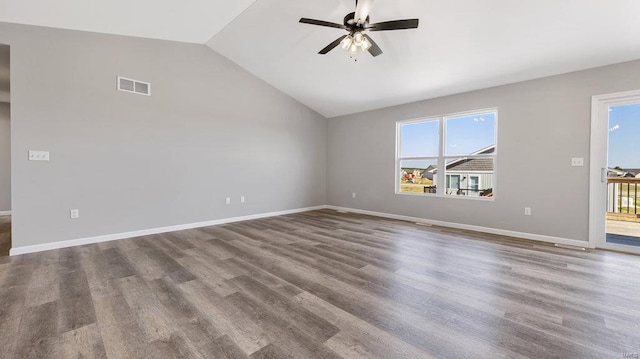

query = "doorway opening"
(590, 90), (640, 254)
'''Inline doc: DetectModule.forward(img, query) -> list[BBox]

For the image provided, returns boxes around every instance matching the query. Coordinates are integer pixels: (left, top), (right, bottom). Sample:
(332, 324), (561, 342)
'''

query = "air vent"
(117, 76), (151, 96)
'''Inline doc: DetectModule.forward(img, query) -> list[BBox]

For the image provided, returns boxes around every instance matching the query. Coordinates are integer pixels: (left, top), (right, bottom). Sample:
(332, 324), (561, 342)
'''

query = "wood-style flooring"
(1, 209), (640, 358)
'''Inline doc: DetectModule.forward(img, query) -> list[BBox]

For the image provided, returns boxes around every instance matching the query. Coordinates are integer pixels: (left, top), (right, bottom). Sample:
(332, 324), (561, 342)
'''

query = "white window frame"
(395, 108), (498, 200)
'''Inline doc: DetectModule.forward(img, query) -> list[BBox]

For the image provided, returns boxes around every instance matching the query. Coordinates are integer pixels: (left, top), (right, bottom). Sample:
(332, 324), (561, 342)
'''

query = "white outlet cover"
(571, 157), (584, 167)
(225, 197), (231, 205)
(240, 196), (245, 203)
(29, 150), (50, 161)
(70, 209), (79, 219)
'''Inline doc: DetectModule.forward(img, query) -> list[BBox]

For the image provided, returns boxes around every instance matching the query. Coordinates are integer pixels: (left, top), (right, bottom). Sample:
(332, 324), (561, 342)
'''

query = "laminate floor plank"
(201, 334), (251, 359)
(181, 247), (243, 279)
(228, 275), (340, 343)
(0, 261), (33, 359)
(13, 301), (60, 359)
(249, 343), (295, 359)
(224, 291), (343, 359)
(60, 323), (107, 359)
(146, 333), (205, 359)
(140, 240), (196, 283)
(58, 248), (98, 333)
(222, 256), (304, 298)
(118, 276), (173, 343)
(24, 262), (60, 308)
(148, 276), (224, 347)
(91, 284), (149, 358)
(294, 291), (435, 359)
(178, 279), (271, 355)
(1, 210), (640, 358)
(174, 258), (237, 296)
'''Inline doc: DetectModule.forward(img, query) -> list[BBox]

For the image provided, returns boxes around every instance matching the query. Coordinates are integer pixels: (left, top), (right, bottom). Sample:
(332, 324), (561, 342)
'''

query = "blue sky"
(400, 112), (496, 169)
(609, 103), (640, 168)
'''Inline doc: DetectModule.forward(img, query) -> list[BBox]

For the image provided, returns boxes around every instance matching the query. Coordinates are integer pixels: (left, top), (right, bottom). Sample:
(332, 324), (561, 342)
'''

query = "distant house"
(622, 168), (640, 178)
(608, 167), (638, 178)
(433, 145), (495, 196)
(421, 165), (437, 180)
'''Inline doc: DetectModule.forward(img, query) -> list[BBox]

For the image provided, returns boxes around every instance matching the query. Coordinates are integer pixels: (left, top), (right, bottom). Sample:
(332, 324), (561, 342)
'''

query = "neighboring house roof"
(622, 168), (640, 176)
(608, 167), (637, 178)
(433, 145), (496, 173)
(447, 157), (494, 172)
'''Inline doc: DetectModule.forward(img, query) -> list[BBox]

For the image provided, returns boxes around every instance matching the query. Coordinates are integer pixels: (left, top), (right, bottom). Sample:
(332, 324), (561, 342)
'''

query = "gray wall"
(328, 60), (640, 242)
(0, 102), (9, 212)
(0, 23), (327, 248)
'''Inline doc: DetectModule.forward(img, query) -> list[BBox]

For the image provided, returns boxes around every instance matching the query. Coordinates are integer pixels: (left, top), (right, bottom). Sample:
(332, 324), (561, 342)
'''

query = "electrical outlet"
(352, 192), (356, 198)
(241, 196), (245, 203)
(70, 209), (79, 219)
(29, 150), (50, 161)
(571, 157), (584, 167)
(225, 198), (231, 205)
(524, 207), (532, 216)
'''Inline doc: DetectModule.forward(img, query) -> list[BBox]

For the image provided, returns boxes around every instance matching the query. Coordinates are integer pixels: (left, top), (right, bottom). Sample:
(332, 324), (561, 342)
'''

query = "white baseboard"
(0, 211), (10, 216)
(8, 204), (588, 256)
(325, 205), (589, 248)
(9, 205), (327, 256)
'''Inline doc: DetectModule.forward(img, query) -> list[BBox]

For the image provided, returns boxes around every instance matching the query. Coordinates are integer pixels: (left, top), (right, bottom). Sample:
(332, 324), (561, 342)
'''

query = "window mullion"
(437, 117), (446, 196)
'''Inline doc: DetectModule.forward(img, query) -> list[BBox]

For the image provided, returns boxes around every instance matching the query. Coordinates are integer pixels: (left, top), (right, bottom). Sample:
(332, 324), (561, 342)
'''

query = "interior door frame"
(589, 89), (640, 254)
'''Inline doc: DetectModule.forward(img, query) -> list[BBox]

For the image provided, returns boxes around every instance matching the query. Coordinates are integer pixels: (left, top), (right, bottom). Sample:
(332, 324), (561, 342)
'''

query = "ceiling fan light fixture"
(361, 37), (372, 51)
(300, 0), (419, 58)
(340, 35), (353, 49)
(349, 43), (359, 55)
(353, 32), (364, 46)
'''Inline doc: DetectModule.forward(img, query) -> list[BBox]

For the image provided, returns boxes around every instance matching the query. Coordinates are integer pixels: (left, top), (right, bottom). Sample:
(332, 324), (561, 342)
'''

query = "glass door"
(605, 103), (640, 247)
(590, 90), (640, 254)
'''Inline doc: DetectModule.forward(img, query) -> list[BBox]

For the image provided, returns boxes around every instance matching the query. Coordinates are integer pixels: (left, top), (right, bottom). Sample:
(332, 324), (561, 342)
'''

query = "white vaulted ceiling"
(2, 0), (640, 117)
(0, 0), (257, 43)
(207, 0), (640, 117)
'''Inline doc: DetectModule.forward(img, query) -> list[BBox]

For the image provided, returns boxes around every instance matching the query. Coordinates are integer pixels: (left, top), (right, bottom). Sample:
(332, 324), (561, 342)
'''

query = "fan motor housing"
(344, 12), (369, 29)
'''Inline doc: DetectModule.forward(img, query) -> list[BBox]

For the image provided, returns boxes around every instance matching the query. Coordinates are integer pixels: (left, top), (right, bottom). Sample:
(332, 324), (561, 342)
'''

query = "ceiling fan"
(299, 0), (419, 57)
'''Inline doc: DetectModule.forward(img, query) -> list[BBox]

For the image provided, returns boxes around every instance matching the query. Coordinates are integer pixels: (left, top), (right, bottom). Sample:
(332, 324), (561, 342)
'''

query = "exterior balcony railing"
(607, 177), (640, 220)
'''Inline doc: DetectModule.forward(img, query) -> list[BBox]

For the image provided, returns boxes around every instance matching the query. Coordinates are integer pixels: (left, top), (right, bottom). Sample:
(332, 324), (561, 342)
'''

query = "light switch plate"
(29, 151), (50, 161)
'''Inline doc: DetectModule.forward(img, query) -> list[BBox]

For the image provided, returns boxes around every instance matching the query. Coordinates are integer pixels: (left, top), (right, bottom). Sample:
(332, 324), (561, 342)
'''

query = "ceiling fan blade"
(364, 35), (383, 57)
(354, 0), (374, 25)
(319, 35), (348, 55)
(368, 19), (419, 31)
(299, 18), (348, 30)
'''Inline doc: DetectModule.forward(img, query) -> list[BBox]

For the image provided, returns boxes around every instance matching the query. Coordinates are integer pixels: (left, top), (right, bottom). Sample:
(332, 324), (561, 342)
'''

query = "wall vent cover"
(117, 76), (151, 96)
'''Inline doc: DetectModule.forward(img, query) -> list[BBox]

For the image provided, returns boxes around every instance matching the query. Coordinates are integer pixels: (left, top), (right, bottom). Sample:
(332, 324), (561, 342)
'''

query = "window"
(470, 176), (479, 191)
(446, 175), (460, 190)
(396, 109), (497, 199)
